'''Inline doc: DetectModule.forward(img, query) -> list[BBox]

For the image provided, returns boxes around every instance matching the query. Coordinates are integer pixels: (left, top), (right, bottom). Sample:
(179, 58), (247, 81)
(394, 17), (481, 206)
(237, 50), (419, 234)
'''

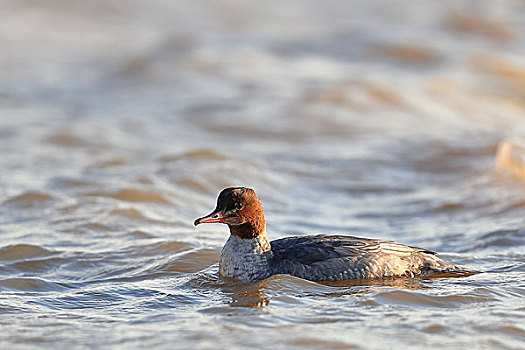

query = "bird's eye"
(235, 202), (243, 210)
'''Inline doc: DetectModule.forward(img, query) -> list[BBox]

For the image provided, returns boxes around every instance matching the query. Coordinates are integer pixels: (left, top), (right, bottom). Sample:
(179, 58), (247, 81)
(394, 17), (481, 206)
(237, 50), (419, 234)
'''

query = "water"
(1, 0), (525, 349)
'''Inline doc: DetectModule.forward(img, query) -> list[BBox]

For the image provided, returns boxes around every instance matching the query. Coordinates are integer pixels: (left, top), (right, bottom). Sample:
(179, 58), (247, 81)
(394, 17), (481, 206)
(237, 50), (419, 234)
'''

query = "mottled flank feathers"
(270, 235), (462, 281)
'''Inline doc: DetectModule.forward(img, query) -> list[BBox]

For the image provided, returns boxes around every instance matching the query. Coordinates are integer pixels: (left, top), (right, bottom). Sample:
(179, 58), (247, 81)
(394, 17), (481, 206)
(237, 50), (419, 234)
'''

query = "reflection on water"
(1, 0), (525, 349)
(224, 277), (429, 309)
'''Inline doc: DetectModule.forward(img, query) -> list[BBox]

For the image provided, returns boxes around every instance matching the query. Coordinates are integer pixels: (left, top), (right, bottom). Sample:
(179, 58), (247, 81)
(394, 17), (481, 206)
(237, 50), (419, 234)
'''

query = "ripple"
(447, 12), (515, 39)
(127, 230), (156, 239)
(91, 157), (129, 168)
(471, 57), (525, 84)
(0, 244), (53, 261)
(150, 241), (195, 254)
(0, 277), (71, 292)
(34, 291), (125, 310)
(433, 202), (465, 212)
(422, 325), (447, 334)
(153, 247), (220, 274)
(109, 208), (149, 220)
(371, 43), (442, 65)
(159, 149), (229, 162)
(4, 257), (68, 274)
(488, 262), (525, 273)
(319, 277), (427, 290)
(338, 184), (410, 196)
(88, 189), (170, 204)
(50, 177), (98, 189)
(199, 305), (265, 315)
(291, 338), (358, 349)
(495, 139), (525, 180)
(175, 178), (208, 192)
(497, 325), (525, 337)
(254, 275), (351, 296)
(373, 288), (498, 308)
(78, 223), (113, 232)
(2, 192), (54, 207)
(465, 229), (525, 252)
(47, 131), (89, 147)
(497, 200), (525, 213)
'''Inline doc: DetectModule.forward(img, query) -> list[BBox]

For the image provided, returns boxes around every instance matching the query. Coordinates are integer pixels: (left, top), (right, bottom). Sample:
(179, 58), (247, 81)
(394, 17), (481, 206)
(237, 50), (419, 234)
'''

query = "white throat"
(219, 231), (273, 282)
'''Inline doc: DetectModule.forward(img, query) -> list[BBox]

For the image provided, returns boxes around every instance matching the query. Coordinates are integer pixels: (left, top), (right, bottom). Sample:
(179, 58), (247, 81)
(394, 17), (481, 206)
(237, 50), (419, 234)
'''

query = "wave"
(0, 244), (53, 261)
(0, 277), (71, 292)
(2, 192), (54, 207)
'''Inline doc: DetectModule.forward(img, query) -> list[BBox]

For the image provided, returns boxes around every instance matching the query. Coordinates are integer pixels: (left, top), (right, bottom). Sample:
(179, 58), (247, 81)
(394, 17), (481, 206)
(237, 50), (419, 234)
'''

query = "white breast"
(219, 233), (273, 282)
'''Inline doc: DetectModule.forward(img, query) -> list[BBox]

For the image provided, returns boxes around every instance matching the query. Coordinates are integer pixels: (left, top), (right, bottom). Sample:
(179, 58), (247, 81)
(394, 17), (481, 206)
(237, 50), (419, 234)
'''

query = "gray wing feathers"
(270, 235), (459, 280)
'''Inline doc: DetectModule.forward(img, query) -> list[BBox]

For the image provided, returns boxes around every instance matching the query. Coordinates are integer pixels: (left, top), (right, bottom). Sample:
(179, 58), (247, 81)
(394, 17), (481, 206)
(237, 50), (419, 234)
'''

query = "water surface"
(1, 1), (525, 349)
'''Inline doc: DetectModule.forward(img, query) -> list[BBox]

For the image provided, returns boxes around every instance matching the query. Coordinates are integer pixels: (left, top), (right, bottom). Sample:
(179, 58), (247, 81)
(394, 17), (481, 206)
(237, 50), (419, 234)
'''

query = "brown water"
(1, 1), (525, 349)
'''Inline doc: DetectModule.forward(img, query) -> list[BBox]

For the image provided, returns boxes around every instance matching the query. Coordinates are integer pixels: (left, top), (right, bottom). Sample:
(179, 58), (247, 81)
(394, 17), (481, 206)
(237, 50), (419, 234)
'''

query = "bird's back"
(269, 234), (464, 280)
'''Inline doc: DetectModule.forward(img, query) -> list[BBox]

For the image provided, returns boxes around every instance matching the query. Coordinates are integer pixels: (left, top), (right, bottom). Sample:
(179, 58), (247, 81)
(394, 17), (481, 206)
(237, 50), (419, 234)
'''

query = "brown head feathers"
(194, 187), (266, 239)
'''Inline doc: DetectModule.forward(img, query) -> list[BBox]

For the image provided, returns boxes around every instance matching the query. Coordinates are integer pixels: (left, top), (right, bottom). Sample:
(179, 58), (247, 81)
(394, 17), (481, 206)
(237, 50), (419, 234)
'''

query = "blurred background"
(1, 1), (524, 349)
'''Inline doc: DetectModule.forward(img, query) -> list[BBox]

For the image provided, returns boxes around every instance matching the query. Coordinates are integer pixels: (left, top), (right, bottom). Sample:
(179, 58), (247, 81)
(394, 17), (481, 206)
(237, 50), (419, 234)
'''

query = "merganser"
(194, 187), (470, 282)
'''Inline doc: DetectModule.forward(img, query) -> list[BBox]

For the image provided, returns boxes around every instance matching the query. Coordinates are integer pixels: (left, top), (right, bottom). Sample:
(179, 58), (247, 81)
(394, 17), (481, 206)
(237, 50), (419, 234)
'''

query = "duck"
(194, 187), (470, 282)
